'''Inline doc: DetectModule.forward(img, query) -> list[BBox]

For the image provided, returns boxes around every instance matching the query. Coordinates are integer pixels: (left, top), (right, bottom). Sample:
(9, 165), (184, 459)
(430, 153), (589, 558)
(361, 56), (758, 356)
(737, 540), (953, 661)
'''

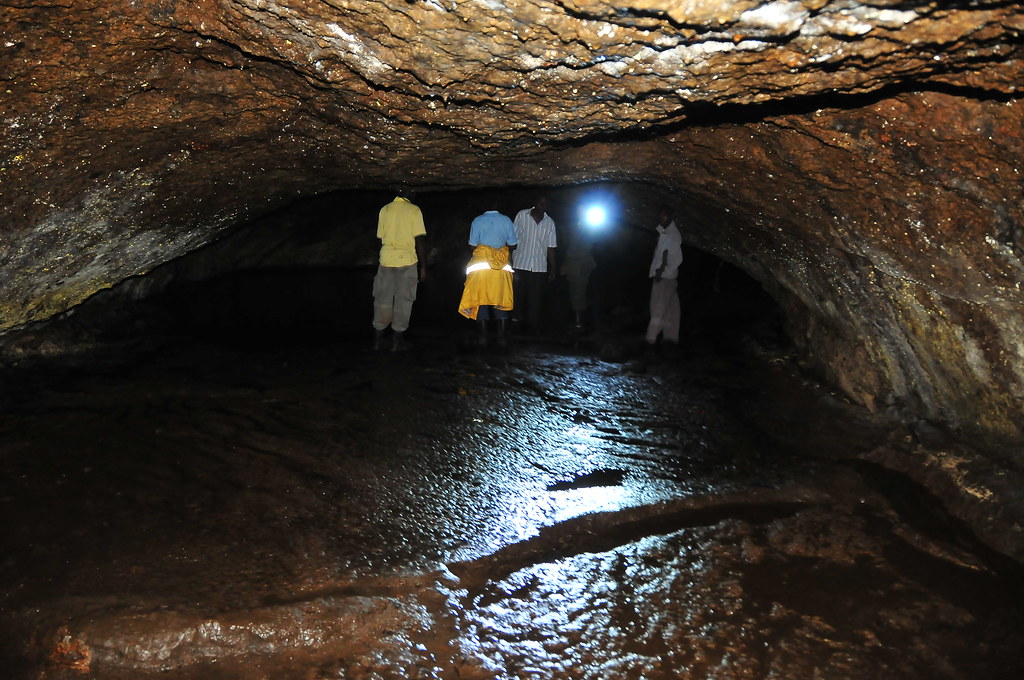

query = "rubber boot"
(496, 319), (508, 348)
(373, 328), (386, 350)
(391, 331), (410, 352)
(477, 320), (489, 347)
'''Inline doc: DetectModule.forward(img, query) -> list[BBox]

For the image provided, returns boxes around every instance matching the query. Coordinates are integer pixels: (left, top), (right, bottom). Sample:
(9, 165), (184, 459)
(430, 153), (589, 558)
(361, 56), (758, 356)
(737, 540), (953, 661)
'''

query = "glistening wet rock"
(2, 333), (1022, 678)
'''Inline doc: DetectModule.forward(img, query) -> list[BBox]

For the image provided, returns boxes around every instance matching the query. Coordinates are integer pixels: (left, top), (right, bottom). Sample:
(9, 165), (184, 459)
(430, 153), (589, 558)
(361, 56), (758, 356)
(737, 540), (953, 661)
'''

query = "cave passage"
(2, 189), (1023, 679)
(126, 183), (778, 348)
(4, 0), (1024, 674)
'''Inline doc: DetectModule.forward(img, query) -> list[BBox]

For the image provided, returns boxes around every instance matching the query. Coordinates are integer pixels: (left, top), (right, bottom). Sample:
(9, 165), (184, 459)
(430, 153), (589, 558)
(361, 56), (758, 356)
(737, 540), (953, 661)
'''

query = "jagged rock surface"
(2, 0), (1024, 440)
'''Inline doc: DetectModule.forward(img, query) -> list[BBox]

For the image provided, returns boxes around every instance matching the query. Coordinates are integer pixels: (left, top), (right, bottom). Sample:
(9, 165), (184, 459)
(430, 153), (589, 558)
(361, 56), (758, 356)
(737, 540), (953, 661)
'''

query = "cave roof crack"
(154, 19), (302, 73)
(0, 0), (75, 15)
(510, 77), (1022, 154)
(547, 0), (735, 34)
(222, 0), (321, 47)
(761, 117), (867, 154)
(147, 18), (385, 115)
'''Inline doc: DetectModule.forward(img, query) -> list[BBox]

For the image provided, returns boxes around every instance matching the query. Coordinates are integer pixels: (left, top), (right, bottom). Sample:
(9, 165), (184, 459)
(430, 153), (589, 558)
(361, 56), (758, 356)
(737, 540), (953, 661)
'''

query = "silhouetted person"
(561, 211), (597, 331)
(372, 189), (427, 352)
(646, 205), (683, 346)
(512, 195), (557, 334)
(459, 209), (518, 347)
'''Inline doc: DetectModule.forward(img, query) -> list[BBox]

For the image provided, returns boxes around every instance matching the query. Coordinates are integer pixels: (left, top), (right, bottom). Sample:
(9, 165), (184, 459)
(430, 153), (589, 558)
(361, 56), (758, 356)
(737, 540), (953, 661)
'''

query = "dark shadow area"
(134, 183), (788, 358)
(0, 182), (787, 422)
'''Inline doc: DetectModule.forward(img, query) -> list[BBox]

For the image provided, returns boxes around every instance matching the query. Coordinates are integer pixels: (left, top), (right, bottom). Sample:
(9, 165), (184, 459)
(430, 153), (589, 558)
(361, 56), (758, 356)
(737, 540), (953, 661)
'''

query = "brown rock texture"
(2, 0), (1023, 440)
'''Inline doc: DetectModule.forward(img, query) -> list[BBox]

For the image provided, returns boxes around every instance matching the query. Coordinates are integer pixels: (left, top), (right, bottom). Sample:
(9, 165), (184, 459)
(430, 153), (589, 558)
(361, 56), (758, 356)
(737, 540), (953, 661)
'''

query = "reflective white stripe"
(466, 262), (514, 274)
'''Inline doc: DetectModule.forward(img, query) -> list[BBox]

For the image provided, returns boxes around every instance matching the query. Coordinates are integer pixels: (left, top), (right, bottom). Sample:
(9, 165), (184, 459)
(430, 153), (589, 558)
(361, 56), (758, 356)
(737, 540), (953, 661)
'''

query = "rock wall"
(643, 92), (1024, 442)
(2, 0), (1023, 440)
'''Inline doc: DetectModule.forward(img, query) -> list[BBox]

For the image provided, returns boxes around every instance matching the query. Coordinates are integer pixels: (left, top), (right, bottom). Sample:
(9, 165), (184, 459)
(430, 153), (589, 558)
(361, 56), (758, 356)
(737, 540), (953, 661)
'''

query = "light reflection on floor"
(455, 532), (707, 680)
(547, 485), (630, 524)
(453, 393), (651, 563)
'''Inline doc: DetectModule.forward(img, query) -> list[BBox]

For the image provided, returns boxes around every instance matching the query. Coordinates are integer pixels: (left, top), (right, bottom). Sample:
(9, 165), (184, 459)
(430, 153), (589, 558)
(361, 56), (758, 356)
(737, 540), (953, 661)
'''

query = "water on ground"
(2, 325), (1022, 679)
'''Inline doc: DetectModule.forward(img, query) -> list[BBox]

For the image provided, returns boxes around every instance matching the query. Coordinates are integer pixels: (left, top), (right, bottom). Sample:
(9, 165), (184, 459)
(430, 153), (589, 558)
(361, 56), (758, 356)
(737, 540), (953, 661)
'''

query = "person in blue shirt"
(459, 210), (518, 347)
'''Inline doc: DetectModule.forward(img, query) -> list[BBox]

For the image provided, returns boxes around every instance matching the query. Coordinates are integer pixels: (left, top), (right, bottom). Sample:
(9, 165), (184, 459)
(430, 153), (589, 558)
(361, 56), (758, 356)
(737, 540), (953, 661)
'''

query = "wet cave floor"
(1, 326), (1023, 680)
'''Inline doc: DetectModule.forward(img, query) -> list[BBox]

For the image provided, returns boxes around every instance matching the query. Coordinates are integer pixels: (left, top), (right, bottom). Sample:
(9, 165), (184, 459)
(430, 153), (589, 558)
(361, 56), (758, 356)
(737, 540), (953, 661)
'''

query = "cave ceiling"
(2, 0), (1024, 440)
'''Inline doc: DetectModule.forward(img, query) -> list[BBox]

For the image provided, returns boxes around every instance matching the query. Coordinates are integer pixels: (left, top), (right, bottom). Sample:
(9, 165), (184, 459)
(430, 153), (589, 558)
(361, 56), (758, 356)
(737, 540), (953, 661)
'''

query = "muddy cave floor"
(1, 323), (1023, 680)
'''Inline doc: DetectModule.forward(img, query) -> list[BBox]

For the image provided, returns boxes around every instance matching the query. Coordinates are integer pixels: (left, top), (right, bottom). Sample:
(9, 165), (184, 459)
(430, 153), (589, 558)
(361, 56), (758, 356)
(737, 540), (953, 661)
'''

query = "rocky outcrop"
(2, 1), (1023, 440)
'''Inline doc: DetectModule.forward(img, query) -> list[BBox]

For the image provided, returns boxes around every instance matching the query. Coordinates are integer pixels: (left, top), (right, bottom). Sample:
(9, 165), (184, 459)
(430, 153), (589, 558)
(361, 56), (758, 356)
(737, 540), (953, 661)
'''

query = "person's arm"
(546, 246), (557, 281)
(468, 220), (480, 255)
(505, 218), (519, 254)
(655, 250), (668, 281)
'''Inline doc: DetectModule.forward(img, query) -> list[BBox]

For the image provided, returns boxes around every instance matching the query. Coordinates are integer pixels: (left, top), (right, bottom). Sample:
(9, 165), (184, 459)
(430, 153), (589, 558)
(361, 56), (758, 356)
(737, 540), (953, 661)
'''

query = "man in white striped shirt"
(512, 196), (558, 334)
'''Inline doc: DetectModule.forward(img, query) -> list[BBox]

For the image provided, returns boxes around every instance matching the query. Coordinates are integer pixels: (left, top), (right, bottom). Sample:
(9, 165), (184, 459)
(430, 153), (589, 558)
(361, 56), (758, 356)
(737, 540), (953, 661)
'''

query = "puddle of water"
(547, 468), (627, 491)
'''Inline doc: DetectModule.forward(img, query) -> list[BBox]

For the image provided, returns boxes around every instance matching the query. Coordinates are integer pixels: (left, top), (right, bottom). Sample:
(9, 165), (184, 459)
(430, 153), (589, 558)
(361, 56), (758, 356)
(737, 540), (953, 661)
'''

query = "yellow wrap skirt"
(458, 245), (514, 320)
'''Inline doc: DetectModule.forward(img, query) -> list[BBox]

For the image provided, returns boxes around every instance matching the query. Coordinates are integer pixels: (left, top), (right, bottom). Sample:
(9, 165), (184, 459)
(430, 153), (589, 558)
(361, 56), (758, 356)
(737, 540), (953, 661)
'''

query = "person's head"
(657, 204), (673, 226)
(395, 185), (416, 201)
(534, 195), (548, 213)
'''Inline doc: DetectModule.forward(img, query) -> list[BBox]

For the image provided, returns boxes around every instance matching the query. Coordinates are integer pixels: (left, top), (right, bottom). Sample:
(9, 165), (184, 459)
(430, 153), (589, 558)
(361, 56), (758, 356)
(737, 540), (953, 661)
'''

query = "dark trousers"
(477, 305), (509, 320)
(514, 270), (547, 330)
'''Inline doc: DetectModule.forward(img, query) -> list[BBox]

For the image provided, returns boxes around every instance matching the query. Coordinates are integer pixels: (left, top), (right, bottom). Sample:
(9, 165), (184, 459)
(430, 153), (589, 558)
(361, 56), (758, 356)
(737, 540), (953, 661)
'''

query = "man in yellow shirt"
(373, 190), (427, 351)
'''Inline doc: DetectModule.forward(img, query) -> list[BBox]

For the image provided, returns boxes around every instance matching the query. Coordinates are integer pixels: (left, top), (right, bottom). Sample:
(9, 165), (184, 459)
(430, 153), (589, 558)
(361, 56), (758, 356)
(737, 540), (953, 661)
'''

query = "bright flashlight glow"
(583, 205), (607, 228)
